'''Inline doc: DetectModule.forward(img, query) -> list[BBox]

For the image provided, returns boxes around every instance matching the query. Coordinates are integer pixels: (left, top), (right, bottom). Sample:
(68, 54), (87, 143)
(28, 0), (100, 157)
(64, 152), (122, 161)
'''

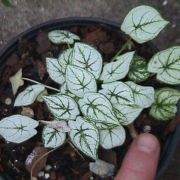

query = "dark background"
(0, 0), (179, 179)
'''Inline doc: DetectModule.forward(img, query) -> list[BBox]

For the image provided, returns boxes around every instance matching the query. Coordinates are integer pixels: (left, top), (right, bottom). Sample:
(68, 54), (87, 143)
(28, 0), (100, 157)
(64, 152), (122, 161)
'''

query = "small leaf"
(99, 81), (134, 105)
(14, 84), (45, 107)
(100, 51), (135, 83)
(72, 42), (103, 79)
(121, 5), (169, 43)
(0, 115), (39, 143)
(66, 65), (97, 97)
(43, 94), (79, 120)
(100, 125), (125, 149)
(78, 93), (119, 128)
(149, 88), (180, 121)
(42, 126), (66, 148)
(48, 30), (80, 44)
(46, 57), (65, 84)
(126, 81), (154, 108)
(148, 46), (180, 85)
(9, 68), (24, 95)
(68, 116), (99, 160)
(128, 56), (151, 83)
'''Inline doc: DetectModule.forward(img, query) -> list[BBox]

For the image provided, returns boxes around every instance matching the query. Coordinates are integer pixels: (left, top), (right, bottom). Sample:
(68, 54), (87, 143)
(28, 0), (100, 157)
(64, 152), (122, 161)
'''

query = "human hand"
(115, 133), (160, 180)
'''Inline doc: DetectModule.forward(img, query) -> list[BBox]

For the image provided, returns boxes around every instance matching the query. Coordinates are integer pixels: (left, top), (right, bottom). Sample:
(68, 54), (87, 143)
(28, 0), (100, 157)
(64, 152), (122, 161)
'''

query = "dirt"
(0, 24), (179, 180)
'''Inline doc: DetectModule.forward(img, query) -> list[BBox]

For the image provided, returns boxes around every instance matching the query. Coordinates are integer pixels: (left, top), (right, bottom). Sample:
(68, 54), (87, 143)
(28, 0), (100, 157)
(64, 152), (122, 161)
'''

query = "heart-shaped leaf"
(14, 84), (45, 107)
(68, 116), (99, 160)
(42, 126), (66, 148)
(99, 81), (134, 105)
(66, 65), (97, 97)
(0, 115), (39, 143)
(150, 88), (180, 121)
(72, 43), (103, 79)
(100, 51), (135, 83)
(121, 5), (169, 43)
(100, 125), (125, 149)
(78, 93), (119, 128)
(48, 30), (80, 44)
(148, 46), (180, 85)
(43, 94), (79, 120)
(128, 56), (151, 83)
(126, 81), (154, 108)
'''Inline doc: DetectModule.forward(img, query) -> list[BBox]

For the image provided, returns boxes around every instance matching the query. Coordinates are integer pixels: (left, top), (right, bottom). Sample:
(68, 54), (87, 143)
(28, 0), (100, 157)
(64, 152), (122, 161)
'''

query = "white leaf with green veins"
(72, 43), (103, 79)
(100, 125), (126, 149)
(48, 30), (80, 44)
(43, 94), (79, 120)
(126, 81), (155, 108)
(46, 57), (65, 84)
(113, 104), (143, 125)
(42, 126), (66, 148)
(66, 65), (97, 97)
(121, 5), (169, 43)
(148, 46), (180, 85)
(68, 116), (99, 160)
(99, 81), (134, 105)
(14, 84), (45, 106)
(0, 115), (39, 143)
(60, 83), (76, 98)
(100, 51), (135, 83)
(150, 88), (180, 121)
(79, 93), (119, 127)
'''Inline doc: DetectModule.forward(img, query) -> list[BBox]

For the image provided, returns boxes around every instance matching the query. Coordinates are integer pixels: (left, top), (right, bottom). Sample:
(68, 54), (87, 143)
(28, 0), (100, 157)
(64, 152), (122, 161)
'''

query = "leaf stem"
(127, 123), (138, 139)
(22, 77), (61, 93)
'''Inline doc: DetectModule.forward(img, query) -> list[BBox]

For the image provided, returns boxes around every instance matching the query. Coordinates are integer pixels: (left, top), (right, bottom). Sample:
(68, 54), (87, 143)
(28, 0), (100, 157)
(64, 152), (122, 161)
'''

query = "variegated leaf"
(66, 65), (97, 97)
(14, 84), (45, 106)
(42, 126), (66, 148)
(68, 116), (99, 160)
(121, 5), (169, 43)
(78, 93), (119, 127)
(126, 81), (154, 108)
(0, 115), (39, 143)
(100, 125), (126, 149)
(100, 51), (135, 83)
(148, 46), (180, 85)
(43, 94), (79, 120)
(60, 83), (76, 98)
(72, 42), (103, 79)
(48, 30), (80, 44)
(150, 88), (180, 121)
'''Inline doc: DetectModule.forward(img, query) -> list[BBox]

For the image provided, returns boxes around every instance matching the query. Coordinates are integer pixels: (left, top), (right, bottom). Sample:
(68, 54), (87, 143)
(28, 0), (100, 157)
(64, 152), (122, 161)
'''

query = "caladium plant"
(0, 5), (180, 178)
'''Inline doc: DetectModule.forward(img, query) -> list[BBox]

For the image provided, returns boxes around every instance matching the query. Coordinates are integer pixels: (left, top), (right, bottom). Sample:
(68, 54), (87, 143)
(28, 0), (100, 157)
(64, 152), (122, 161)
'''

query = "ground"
(0, 0), (179, 179)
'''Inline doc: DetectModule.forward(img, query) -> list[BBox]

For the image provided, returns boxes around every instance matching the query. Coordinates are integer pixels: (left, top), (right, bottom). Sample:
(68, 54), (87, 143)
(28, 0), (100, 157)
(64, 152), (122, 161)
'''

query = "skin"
(115, 133), (160, 180)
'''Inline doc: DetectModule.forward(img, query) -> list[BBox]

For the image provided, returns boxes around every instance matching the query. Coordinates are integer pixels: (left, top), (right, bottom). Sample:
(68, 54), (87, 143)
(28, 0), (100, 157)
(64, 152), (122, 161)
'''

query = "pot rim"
(0, 17), (179, 179)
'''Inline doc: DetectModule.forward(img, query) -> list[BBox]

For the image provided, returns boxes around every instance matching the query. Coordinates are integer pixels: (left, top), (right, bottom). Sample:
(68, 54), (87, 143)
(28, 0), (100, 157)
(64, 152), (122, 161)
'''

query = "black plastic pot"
(0, 17), (179, 179)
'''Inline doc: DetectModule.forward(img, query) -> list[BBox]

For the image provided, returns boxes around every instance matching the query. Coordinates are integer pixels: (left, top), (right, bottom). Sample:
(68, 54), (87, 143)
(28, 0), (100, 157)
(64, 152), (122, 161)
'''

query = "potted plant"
(0, 5), (179, 180)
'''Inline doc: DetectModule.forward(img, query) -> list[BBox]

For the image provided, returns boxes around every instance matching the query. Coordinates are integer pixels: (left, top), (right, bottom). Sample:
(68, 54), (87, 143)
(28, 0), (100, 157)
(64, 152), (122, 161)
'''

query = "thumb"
(115, 133), (160, 180)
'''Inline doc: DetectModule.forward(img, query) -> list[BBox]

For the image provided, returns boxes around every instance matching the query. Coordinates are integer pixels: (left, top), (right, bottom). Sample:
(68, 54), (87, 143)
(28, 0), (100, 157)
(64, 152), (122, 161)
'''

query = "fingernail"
(136, 134), (158, 154)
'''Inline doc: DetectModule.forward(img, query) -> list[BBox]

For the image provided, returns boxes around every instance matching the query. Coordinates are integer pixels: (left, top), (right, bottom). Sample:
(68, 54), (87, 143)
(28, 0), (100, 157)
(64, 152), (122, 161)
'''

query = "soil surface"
(0, 0), (180, 180)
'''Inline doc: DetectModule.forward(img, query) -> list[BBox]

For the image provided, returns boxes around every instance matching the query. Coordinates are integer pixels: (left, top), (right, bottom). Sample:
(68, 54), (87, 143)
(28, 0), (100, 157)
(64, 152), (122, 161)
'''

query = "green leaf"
(99, 81), (134, 105)
(100, 125), (125, 149)
(121, 5), (169, 43)
(100, 51), (135, 83)
(42, 126), (66, 148)
(78, 93), (120, 128)
(72, 43), (103, 79)
(1, 0), (13, 7)
(149, 88), (180, 121)
(0, 115), (39, 143)
(126, 81), (155, 108)
(48, 30), (80, 44)
(68, 116), (99, 160)
(14, 84), (45, 107)
(148, 46), (180, 85)
(128, 56), (151, 83)
(43, 94), (79, 120)
(66, 65), (97, 97)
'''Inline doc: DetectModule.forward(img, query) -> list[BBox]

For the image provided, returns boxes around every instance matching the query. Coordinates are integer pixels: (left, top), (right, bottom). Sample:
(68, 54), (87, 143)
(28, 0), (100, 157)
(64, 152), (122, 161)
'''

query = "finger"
(115, 133), (160, 180)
